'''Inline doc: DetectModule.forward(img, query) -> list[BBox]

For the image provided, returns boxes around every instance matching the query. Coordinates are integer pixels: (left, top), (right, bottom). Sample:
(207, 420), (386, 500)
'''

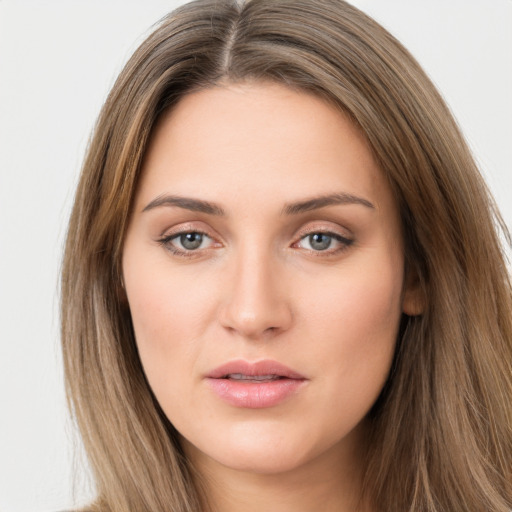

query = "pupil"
(181, 232), (203, 250)
(310, 233), (331, 251)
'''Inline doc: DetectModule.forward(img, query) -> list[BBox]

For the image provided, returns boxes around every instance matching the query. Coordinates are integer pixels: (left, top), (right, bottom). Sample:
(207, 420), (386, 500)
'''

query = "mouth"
(205, 359), (307, 408)
(222, 374), (286, 382)
(206, 359), (306, 380)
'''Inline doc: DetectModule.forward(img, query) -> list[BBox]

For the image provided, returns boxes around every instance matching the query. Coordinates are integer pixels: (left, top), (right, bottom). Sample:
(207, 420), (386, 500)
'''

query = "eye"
(295, 231), (353, 253)
(176, 232), (209, 250)
(158, 231), (215, 255)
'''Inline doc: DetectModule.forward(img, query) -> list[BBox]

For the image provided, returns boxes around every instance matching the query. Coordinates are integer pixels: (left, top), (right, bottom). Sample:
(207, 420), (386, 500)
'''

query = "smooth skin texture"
(122, 82), (422, 512)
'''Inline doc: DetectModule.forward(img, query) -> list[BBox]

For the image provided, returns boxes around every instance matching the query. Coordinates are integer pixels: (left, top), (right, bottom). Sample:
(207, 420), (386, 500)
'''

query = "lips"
(205, 359), (307, 408)
(207, 359), (306, 380)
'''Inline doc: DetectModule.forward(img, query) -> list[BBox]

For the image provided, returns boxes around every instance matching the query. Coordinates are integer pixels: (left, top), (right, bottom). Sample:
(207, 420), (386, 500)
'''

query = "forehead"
(136, 81), (392, 214)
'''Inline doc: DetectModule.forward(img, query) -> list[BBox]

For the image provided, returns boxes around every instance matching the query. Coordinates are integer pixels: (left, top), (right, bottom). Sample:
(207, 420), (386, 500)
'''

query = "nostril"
(218, 280), (293, 338)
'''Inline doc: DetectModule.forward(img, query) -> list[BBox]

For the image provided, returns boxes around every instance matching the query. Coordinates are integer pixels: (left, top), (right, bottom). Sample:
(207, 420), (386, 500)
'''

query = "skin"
(122, 82), (422, 512)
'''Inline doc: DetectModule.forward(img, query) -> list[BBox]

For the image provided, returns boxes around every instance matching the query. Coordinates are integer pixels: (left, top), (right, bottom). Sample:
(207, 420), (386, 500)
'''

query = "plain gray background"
(0, 1), (511, 511)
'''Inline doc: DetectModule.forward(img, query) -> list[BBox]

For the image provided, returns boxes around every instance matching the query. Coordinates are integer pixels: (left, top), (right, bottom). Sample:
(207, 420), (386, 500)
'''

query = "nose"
(218, 246), (293, 340)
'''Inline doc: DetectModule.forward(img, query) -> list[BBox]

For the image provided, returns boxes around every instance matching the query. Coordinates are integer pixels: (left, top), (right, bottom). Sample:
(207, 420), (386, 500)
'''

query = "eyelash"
(293, 231), (354, 256)
(157, 230), (216, 258)
(157, 229), (354, 259)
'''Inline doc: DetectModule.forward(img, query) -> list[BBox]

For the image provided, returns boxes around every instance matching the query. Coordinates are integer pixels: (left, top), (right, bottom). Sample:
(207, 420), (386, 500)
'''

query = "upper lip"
(206, 359), (306, 380)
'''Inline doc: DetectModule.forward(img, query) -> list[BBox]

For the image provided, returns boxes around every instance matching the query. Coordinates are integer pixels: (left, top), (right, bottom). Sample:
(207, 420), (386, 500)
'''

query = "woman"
(61, 0), (512, 511)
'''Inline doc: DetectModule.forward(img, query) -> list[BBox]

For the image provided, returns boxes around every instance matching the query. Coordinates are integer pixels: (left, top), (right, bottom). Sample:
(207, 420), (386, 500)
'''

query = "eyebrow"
(142, 192), (375, 216)
(142, 195), (226, 215)
(282, 192), (375, 215)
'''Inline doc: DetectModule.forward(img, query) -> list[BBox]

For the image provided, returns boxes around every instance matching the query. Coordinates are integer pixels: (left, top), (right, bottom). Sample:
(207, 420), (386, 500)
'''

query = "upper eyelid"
(159, 222), (217, 239)
(297, 230), (351, 241)
(293, 224), (353, 241)
(159, 226), (350, 239)
(160, 230), (216, 248)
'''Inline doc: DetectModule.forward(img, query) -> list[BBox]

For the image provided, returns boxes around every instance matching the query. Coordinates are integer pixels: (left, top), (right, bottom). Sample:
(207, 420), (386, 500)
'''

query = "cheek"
(122, 246), (218, 397)
(128, 273), (210, 348)
(302, 256), (402, 343)
(298, 256), (403, 420)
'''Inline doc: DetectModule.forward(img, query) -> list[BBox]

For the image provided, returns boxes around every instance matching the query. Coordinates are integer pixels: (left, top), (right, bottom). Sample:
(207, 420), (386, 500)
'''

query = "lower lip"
(206, 378), (306, 408)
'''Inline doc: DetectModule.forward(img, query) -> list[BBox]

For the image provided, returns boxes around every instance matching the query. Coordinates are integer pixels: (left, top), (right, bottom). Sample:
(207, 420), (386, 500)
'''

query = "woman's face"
(122, 82), (420, 476)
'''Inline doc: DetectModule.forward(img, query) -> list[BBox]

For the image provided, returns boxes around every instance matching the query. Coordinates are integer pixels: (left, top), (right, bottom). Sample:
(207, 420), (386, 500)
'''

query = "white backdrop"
(0, 1), (510, 511)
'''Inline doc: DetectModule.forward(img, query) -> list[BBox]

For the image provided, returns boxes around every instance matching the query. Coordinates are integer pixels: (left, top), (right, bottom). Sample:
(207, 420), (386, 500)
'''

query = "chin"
(218, 445), (311, 475)
(179, 418), (353, 476)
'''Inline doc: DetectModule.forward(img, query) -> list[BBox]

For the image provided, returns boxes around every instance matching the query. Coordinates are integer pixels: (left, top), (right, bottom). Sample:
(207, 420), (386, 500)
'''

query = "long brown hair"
(61, 1), (512, 510)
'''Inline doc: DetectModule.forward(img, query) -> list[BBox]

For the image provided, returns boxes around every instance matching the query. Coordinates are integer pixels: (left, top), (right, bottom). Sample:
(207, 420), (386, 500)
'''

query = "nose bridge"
(219, 239), (291, 338)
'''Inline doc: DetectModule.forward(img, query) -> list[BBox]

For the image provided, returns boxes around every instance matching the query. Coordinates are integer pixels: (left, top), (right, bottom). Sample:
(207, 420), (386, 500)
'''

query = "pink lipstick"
(205, 359), (307, 408)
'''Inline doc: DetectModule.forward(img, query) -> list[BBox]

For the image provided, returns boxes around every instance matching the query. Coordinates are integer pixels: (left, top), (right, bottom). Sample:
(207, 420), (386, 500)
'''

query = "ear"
(402, 266), (426, 316)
